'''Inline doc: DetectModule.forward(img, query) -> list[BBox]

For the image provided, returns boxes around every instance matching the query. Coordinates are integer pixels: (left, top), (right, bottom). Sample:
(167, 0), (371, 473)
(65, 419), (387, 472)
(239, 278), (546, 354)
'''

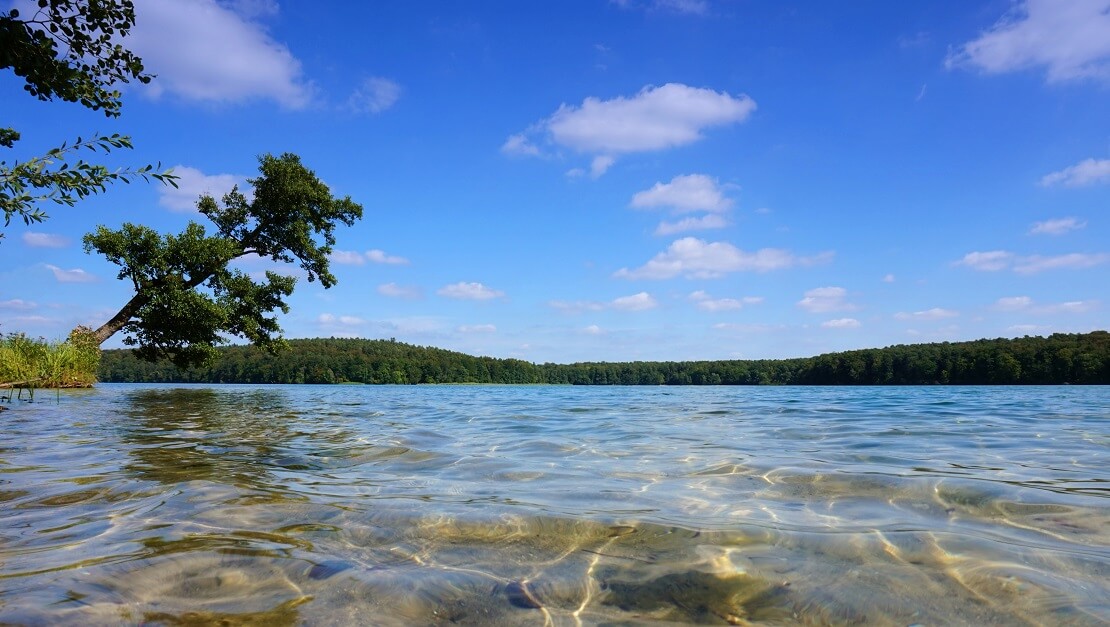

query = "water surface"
(1, 384), (1106, 625)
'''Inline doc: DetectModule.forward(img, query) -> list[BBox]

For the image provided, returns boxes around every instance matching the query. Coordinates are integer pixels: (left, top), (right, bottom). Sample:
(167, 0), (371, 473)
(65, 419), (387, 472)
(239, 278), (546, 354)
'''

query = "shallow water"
(0, 384), (1106, 625)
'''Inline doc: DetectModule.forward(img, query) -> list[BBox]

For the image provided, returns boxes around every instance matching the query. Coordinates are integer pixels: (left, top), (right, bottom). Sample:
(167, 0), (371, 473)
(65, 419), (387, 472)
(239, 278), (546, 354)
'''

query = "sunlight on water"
(0, 385), (1106, 625)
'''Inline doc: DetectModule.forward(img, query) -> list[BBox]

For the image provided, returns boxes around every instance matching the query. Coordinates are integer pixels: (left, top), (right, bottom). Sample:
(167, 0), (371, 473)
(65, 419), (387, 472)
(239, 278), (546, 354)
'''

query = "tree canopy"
(84, 153), (363, 368)
(98, 331), (1110, 386)
(1, 0), (174, 237)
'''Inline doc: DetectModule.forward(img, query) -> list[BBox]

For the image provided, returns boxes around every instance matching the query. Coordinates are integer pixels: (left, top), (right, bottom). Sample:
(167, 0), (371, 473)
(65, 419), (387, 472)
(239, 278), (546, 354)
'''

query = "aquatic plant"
(0, 326), (100, 389)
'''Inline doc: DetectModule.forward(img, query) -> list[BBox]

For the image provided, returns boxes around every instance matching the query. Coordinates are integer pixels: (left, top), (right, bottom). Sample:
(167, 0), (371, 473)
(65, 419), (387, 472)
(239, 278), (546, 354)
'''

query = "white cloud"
(549, 299), (606, 314)
(615, 237), (830, 279)
(332, 249), (410, 265)
(44, 264), (97, 283)
(583, 324), (604, 335)
(505, 83), (755, 174)
(129, 0), (313, 108)
(945, 0), (1110, 83)
(590, 155), (616, 178)
(21, 231), (69, 248)
(501, 133), (542, 157)
(882, 274), (895, 283)
(1014, 253), (1109, 273)
(995, 296), (1033, 311)
(330, 250), (367, 265)
(797, 287), (856, 313)
(377, 282), (422, 299)
(1040, 158), (1110, 187)
(551, 292), (661, 313)
(0, 298), (37, 310)
(366, 249), (410, 265)
(655, 214), (730, 236)
(994, 296), (1097, 314)
(821, 318), (861, 329)
(347, 77), (401, 114)
(1036, 300), (1096, 314)
(894, 308), (959, 320)
(159, 166), (244, 212)
(458, 324), (496, 333)
(437, 282), (505, 300)
(955, 250), (1015, 271)
(317, 313), (366, 338)
(631, 174), (734, 213)
(1030, 217), (1087, 235)
(688, 290), (760, 312)
(610, 292), (659, 311)
(713, 322), (786, 333)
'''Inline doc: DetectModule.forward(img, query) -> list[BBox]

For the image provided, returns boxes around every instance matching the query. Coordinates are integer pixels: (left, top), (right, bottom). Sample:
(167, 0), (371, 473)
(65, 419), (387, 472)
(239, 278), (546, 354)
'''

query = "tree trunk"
(93, 293), (146, 345)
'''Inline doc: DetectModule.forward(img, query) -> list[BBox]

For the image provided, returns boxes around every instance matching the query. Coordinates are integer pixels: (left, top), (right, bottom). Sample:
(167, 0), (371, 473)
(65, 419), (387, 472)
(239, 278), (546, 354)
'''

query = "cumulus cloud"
(1037, 300), (1096, 314)
(610, 291), (659, 311)
(797, 287), (856, 313)
(688, 290), (761, 312)
(655, 214), (730, 236)
(995, 296), (1033, 311)
(590, 155), (616, 178)
(955, 250), (1015, 271)
(550, 292), (661, 313)
(501, 133), (542, 157)
(458, 324), (496, 333)
(347, 77), (401, 114)
(318, 313), (365, 326)
(0, 298), (37, 310)
(631, 174), (734, 213)
(21, 231), (69, 248)
(504, 83), (755, 175)
(945, 0), (1110, 83)
(616, 237), (830, 280)
(1029, 217), (1087, 235)
(377, 282), (422, 299)
(1039, 158), (1110, 187)
(331, 249), (410, 265)
(45, 264), (97, 283)
(582, 324), (604, 335)
(437, 282), (505, 300)
(366, 249), (410, 265)
(128, 0), (313, 108)
(821, 318), (861, 329)
(894, 308), (959, 320)
(1014, 253), (1110, 273)
(159, 166), (245, 212)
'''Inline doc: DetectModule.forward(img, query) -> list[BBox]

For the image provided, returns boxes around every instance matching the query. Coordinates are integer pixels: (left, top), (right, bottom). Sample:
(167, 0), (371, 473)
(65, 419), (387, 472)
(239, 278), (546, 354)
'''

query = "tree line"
(98, 331), (1110, 385)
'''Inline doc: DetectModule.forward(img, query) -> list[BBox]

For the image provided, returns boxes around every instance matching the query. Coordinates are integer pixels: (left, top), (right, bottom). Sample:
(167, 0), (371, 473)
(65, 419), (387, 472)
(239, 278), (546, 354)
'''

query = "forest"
(98, 331), (1110, 385)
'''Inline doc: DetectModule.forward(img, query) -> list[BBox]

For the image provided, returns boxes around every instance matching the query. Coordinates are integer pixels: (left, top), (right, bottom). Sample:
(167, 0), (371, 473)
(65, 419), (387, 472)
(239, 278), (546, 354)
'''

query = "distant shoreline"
(98, 331), (1110, 386)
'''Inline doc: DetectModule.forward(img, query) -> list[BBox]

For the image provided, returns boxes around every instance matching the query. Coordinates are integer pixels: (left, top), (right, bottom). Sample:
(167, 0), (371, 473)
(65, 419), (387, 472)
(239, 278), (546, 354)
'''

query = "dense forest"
(97, 331), (1110, 385)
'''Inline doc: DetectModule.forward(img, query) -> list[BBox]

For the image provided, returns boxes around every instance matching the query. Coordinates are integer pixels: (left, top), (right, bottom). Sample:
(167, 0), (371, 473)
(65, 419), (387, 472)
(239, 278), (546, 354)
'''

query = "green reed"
(0, 327), (100, 389)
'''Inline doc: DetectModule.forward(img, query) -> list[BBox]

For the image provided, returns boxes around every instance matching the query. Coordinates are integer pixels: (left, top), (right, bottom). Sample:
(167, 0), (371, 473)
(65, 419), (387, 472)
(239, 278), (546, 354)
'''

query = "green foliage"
(98, 332), (1110, 386)
(1, 0), (150, 114)
(1, 326), (100, 388)
(1, 0), (176, 238)
(2, 133), (177, 231)
(85, 153), (363, 369)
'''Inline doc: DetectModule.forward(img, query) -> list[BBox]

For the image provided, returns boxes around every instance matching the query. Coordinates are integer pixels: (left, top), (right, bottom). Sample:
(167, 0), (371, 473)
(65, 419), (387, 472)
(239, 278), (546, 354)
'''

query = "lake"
(0, 384), (1106, 625)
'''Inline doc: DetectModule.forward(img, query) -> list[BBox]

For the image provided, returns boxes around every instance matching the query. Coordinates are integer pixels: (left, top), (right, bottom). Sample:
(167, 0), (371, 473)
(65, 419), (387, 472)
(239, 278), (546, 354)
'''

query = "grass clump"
(0, 326), (100, 388)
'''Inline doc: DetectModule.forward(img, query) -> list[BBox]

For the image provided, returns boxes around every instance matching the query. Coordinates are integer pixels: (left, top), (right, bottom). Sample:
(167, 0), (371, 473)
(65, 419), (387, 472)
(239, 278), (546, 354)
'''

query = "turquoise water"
(0, 384), (1106, 625)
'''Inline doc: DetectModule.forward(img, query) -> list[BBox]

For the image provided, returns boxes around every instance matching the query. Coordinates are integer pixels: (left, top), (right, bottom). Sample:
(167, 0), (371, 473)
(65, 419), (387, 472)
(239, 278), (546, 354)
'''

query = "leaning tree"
(84, 152), (363, 367)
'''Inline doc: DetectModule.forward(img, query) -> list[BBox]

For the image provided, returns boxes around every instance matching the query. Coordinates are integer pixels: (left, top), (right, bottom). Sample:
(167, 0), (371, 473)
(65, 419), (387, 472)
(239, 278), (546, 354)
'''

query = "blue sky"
(2, 0), (1108, 362)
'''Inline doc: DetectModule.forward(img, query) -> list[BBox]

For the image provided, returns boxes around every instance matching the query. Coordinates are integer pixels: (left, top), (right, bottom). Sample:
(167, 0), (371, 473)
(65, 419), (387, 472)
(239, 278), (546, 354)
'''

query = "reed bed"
(0, 327), (100, 389)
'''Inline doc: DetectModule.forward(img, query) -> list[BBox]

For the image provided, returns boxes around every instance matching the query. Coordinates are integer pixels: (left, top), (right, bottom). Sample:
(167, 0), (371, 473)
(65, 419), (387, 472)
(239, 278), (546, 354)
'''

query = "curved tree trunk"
(93, 293), (146, 345)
